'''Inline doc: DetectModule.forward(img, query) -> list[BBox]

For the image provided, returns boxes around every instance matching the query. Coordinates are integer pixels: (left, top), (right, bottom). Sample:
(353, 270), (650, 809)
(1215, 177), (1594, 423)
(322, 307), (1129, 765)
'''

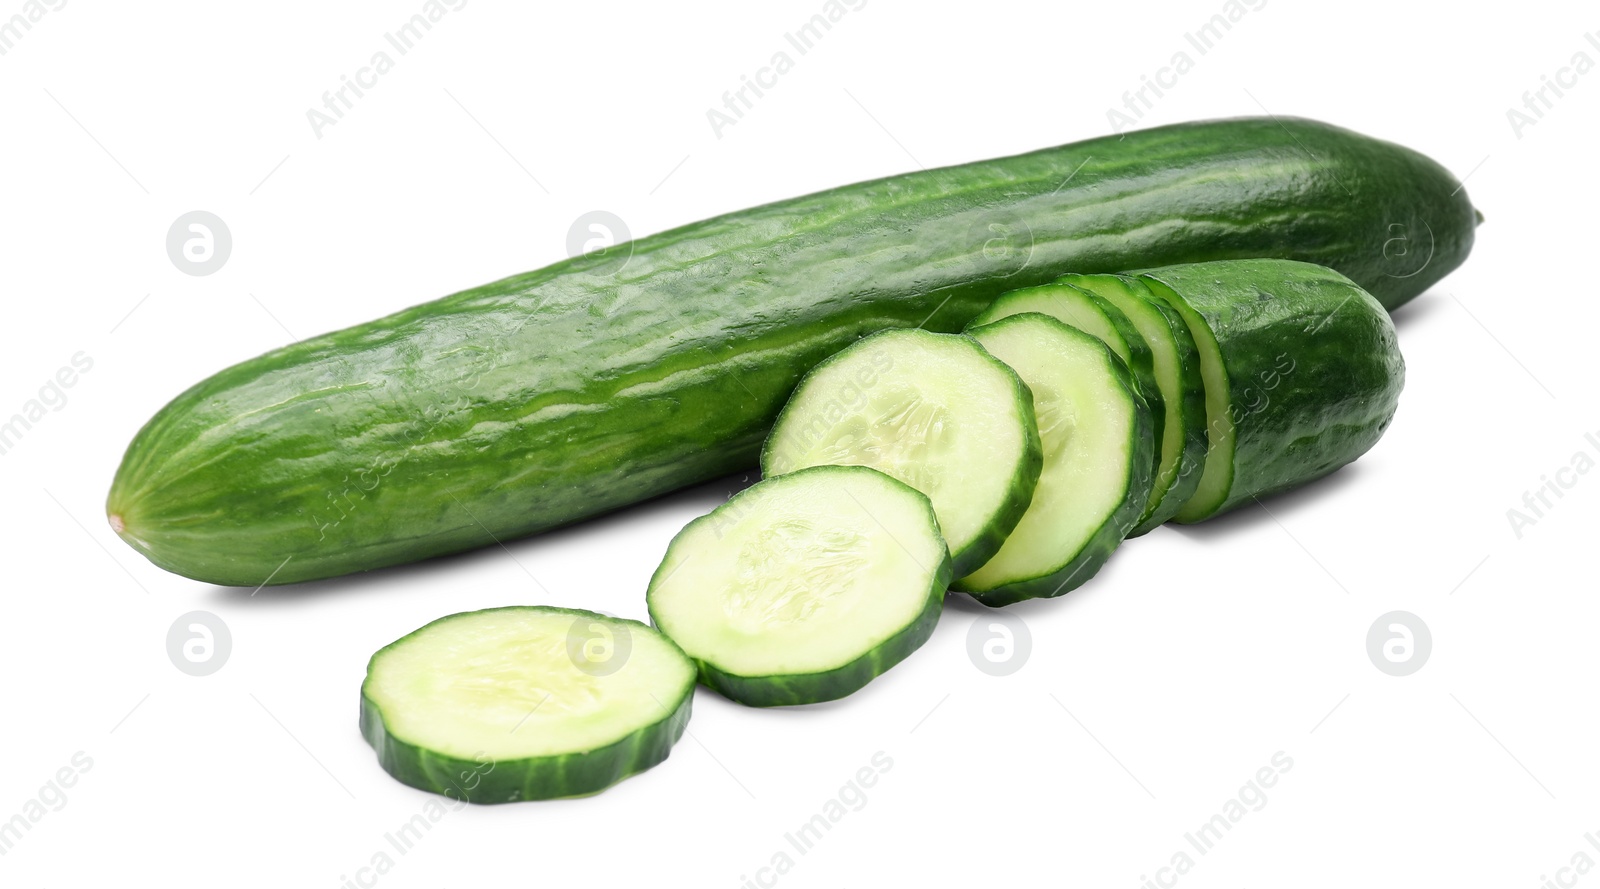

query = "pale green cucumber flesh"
(1061, 273), (1207, 532)
(969, 282), (1166, 535)
(1138, 278), (1233, 522)
(761, 328), (1042, 577)
(957, 314), (1154, 606)
(361, 606), (695, 802)
(971, 284), (1136, 364)
(646, 465), (951, 707)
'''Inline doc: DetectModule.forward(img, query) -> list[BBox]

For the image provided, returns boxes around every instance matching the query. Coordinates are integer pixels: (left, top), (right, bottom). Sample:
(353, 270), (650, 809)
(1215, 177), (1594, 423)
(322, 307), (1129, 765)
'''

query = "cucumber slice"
(957, 313), (1155, 606)
(647, 465), (951, 707)
(968, 283), (1166, 536)
(1058, 273), (1207, 533)
(761, 328), (1042, 576)
(1137, 260), (1405, 521)
(361, 606), (695, 802)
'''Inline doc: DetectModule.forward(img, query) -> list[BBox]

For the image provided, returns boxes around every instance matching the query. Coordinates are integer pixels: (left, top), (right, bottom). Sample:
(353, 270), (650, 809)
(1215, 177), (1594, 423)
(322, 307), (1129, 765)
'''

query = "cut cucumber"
(1136, 260), (1405, 521)
(957, 314), (1154, 606)
(109, 118), (1475, 587)
(1059, 273), (1207, 533)
(361, 606), (695, 802)
(646, 465), (951, 707)
(761, 328), (1041, 576)
(969, 282), (1166, 536)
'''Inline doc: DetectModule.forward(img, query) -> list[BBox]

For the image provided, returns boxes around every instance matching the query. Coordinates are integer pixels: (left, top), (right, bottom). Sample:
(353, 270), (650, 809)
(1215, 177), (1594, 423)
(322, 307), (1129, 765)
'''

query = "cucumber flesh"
(1143, 279), (1234, 522)
(968, 283), (1166, 535)
(1136, 260), (1405, 521)
(957, 314), (1154, 606)
(1059, 273), (1206, 532)
(647, 465), (951, 706)
(761, 328), (1042, 577)
(361, 606), (695, 802)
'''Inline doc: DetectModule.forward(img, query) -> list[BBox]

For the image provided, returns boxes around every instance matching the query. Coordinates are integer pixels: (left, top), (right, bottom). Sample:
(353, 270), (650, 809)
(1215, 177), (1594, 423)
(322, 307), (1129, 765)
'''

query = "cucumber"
(1136, 260), (1405, 521)
(956, 314), (1154, 606)
(1057, 273), (1207, 533)
(360, 606), (695, 802)
(108, 117), (1474, 585)
(761, 328), (1041, 576)
(968, 283), (1166, 536)
(646, 465), (950, 707)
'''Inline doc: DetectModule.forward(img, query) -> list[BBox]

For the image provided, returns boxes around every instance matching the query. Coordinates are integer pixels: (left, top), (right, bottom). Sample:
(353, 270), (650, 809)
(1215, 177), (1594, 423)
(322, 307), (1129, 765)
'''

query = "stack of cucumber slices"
(362, 258), (1405, 802)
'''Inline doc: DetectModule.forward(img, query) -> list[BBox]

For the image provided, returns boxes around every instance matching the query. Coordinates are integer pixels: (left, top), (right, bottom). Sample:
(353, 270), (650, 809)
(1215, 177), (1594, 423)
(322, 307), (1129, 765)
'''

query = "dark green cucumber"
(1136, 260), (1405, 521)
(361, 606), (695, 802)
(108, 117), (1473, 585)
(646, 465), (951, 707)
(968, 283), (1166, 536)
(1059, 274), (1207, 533)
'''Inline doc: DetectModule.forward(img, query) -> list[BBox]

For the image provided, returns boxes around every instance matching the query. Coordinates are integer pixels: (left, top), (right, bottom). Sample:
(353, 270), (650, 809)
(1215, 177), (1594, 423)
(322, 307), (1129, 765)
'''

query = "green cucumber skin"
(1061, 274), (1208, 534)
(359, 607), (695, 803)
(959, 315), (1156, 607)
(1138, 260), (1405, 521)
(108, 117), (1470, 586)
(968, 284), (1167, 537)
(359, 692), (691, 803)
(760, 328), (1043, 578)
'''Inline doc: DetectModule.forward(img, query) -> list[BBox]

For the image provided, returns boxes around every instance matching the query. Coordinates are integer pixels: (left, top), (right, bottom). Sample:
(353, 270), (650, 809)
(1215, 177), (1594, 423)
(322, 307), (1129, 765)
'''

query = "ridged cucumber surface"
(108, 118), (1473, 585)
(1137, 260), (1405, 521)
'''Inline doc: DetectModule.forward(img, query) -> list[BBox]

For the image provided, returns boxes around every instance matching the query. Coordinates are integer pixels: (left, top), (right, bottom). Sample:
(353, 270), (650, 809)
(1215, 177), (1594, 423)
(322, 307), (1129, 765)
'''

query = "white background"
(2, 0), (1596, 885)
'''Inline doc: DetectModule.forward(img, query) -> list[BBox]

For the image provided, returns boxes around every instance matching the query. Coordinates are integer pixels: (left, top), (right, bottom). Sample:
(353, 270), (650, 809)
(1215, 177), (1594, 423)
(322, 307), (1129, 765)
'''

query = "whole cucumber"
(108, 117), (1474, 585)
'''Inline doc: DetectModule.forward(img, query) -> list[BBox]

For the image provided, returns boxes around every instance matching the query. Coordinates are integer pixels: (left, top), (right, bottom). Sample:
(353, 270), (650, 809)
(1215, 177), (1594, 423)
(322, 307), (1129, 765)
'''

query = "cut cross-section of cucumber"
(647, 465), (951, 707)
(361, 606), (695, 802)
(957, 313), (1155, 606)
(761, 328), (1041, 576)
(969, 282), (1166, 536)
(1058, 273), (1207, 533)
(1136, 259), (1405, 521)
